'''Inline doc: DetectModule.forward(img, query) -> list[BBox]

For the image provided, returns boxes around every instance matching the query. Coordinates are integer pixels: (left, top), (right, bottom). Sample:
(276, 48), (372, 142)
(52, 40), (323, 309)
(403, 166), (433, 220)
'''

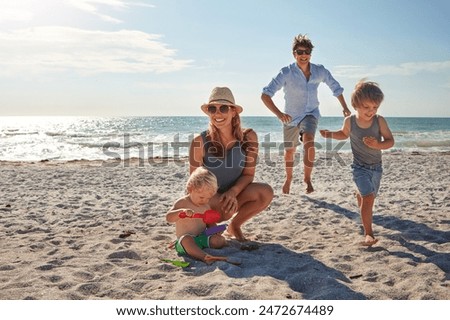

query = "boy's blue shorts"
(351, 163), (383, 197)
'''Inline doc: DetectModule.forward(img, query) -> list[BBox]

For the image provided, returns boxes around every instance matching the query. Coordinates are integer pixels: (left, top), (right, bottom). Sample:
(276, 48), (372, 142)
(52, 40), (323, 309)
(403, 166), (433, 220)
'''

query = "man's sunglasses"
(294, 49), (312, 55)
(207, 105), (232, 114)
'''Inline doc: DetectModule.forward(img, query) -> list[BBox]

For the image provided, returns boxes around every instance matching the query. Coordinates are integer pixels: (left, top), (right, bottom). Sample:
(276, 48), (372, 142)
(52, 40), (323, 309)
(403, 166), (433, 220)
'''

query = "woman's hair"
(206, 110), (244, 157)
(292, 34), (314, 52)
(186, 167), (218, 192)
(351, 80), (384, 109)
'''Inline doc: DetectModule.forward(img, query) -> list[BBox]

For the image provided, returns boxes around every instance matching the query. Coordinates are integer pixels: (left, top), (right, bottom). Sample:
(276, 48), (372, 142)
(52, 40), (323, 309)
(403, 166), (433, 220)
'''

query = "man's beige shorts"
(283, 115), (318, 148)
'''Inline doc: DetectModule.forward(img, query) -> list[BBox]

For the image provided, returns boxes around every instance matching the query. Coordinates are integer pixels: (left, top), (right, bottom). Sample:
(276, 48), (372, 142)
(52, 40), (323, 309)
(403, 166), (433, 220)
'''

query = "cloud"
(0, 1), (34, 22)
(0, 0), (155, 24)
(333, 61), (450, 79)
(0, 26), (193, 76)
(63, 0), (155, 23)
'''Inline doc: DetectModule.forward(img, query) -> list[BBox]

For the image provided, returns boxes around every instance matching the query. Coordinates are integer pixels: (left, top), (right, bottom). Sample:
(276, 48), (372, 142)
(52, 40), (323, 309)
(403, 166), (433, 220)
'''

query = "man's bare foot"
(360, 234), (378, 246)
(227, 222), (247, 242)
(282, 179), (292, 194)
(305, 180), (314, 194)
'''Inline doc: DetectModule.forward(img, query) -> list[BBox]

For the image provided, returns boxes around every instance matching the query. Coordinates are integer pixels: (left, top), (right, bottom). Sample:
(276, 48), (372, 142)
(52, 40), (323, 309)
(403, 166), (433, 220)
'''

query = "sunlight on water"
(0, 116), (449, 161)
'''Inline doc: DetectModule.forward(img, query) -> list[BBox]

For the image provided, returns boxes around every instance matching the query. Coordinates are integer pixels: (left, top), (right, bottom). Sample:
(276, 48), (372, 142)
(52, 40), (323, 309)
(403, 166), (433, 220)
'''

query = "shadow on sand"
(304, 196), (450, 276)
(184, 242), (366, 300)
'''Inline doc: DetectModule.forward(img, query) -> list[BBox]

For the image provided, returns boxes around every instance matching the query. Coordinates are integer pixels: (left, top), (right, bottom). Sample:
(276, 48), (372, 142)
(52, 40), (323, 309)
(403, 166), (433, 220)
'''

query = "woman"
(189, 87), (274, 241)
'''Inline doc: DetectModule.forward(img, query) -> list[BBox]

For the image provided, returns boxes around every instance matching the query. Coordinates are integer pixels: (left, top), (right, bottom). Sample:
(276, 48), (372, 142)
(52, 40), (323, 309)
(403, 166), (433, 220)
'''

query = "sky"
(0, 0), (449, 117)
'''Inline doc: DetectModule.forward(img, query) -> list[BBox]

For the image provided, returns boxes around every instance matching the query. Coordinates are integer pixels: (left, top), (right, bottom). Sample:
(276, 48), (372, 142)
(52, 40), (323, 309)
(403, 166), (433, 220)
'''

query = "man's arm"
(337, 94), (351, 117)
(261, 93), (292, 124)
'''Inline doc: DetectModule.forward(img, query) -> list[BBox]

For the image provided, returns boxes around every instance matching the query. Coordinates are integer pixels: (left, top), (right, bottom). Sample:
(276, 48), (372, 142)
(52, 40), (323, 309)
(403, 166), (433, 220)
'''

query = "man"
(261, 34), (351, 194)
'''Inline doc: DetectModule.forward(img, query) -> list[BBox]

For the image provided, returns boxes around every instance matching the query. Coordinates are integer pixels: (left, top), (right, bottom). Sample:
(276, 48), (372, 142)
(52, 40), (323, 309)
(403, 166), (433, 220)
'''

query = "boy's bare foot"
(225, 258), (242, 266)
(227, 222), (247, 242)
(204, 255), (242, 266)
(282, 179), (291, 194)
(305, 180), (314, 194)
(360, 235), (378, 246)
(203, 255), (226, 264)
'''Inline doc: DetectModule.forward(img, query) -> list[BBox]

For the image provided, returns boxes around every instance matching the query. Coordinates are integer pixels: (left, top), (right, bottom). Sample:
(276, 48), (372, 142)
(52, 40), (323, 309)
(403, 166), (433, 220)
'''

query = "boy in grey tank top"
(320, 81), (394, 246)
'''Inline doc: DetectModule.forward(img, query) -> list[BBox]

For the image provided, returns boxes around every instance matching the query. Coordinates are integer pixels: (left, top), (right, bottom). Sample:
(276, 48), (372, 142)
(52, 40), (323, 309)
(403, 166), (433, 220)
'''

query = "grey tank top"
(350, 115), (382, 166)
(201, 131), (245, 193)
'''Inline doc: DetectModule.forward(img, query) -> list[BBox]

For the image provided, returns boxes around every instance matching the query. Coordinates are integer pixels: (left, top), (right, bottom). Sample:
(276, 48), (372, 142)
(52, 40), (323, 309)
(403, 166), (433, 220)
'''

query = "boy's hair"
(186, 167), (218, 193)
(351, 80), (384, 109)
(292, 34), (314, 52)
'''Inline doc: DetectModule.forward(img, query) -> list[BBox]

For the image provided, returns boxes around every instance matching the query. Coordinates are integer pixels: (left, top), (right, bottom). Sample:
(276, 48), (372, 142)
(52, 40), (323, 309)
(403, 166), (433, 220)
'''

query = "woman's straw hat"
(201, 87), (243, 114)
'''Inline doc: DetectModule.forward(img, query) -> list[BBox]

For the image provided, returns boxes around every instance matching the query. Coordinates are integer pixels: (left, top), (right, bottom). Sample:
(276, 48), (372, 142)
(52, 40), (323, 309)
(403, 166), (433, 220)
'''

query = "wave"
(3, 131), (39, 136)
(45, 131), (131, 139)
(398, 139), (450, 148)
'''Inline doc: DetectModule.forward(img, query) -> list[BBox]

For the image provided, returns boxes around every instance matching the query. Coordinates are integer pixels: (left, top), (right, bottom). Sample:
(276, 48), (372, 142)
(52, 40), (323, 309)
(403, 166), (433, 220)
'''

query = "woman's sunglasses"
(207, 105), (232, 114)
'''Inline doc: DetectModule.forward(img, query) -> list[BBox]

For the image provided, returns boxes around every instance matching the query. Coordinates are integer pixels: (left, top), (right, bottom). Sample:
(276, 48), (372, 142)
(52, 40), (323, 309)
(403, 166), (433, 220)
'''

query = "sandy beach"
(0, 152), (448, 300)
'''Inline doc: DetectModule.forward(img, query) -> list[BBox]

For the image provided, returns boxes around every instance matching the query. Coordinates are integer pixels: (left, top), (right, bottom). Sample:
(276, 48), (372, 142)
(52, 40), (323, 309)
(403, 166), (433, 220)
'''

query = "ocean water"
(0, 116), (449, 161)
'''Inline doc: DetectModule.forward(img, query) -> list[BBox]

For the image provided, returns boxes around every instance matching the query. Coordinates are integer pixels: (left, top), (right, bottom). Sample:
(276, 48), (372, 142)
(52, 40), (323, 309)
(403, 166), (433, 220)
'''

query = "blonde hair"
(186, 167), (218, 193)
(351, 80), (384, 109)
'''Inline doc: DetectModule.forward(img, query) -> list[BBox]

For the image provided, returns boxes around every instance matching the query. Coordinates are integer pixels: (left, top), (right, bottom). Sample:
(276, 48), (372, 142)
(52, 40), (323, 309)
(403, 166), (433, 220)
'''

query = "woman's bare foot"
(360, 234), (378, 246)
(227, 222), (247, 242)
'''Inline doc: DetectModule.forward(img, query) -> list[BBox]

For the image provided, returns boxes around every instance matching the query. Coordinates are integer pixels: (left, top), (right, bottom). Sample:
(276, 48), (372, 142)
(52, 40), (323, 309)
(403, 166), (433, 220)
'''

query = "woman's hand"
(220, 191), (239, 216)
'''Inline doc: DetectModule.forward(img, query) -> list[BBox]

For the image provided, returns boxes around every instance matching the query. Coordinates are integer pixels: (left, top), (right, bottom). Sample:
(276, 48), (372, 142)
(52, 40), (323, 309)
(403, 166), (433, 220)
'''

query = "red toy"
(178, 209), (221, 224)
